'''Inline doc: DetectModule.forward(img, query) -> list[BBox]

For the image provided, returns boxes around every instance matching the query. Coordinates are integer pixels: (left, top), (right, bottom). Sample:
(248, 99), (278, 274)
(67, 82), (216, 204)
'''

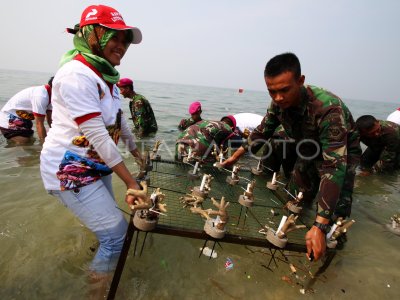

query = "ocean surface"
(0, 69), (399, 299)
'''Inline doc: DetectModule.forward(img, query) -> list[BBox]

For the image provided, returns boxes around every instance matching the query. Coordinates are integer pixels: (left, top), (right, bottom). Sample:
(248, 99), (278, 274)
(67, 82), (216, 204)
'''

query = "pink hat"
(189, 101), (202, 114)
(221, 115), (237, 129)
(117, 78), (134, 87)
(79, 5), (142, 44)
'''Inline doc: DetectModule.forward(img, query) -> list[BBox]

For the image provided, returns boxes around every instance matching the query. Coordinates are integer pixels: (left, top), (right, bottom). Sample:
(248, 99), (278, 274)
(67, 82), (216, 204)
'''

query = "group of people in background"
(0, 4), (399, 297)
(175, 53), (400, 262)
(176, 101), (247, 161)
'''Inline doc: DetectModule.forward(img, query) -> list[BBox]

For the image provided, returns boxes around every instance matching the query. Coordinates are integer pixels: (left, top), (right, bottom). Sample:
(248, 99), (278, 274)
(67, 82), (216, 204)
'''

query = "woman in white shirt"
(40, 4), (144, 279)
(0, 78), (53, 144)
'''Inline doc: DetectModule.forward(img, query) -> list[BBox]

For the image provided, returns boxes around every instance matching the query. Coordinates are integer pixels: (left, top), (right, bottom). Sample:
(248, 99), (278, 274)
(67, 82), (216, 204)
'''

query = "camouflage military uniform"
(176, 120), (233, 163)
(129, 94), (158, 136)
(243, 85), (361, 219)
(178, 116), (202, 131)
(360, 120), (400, 172)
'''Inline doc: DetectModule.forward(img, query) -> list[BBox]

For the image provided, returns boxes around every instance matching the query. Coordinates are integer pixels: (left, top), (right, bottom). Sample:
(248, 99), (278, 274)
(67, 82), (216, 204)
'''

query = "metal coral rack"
(107, 159), (314, 299)
(148, 159), (308, 249)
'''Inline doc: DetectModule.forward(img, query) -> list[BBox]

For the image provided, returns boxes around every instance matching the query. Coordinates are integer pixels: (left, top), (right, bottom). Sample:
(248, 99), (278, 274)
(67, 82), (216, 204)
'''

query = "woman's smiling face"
(102, 30), (131, 66)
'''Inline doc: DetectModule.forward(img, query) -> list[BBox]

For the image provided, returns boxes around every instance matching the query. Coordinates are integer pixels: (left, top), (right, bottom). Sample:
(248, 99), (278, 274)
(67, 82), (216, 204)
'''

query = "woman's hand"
(125, 181), (151, 210)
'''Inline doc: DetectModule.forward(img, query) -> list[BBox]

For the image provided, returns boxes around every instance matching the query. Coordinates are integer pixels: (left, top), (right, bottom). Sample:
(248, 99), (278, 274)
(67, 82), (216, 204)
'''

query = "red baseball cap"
(79, 5), (142, 44)
(117, 78), (134, 87)
(221, 115), (237, 129)
(188, 101), (202, 114)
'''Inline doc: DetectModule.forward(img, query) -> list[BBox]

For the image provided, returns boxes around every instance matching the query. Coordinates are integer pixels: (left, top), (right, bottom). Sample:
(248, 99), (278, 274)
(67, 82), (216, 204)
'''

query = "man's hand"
(219, 146), (246, 167)
(242, 128), (250, 138)
(305, 225), (327, 261)
(219, 156), (237, 168)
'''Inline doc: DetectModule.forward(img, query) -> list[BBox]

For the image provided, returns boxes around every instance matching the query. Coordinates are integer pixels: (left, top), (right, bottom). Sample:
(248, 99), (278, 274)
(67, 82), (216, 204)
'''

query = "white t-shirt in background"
(233, 113), (264, 133)
(0, 85), (51, 127)
(387, 108), (400, 125)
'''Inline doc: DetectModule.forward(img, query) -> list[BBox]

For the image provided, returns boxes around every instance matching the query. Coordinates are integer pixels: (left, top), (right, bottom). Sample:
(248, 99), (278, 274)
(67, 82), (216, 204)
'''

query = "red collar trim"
(44, 84), (51, 103)
(73, 54), (114, 95)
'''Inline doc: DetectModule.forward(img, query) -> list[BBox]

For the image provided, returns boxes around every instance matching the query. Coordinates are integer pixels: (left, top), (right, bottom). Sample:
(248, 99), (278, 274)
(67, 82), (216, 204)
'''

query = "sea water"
(0, 69), (399, 299)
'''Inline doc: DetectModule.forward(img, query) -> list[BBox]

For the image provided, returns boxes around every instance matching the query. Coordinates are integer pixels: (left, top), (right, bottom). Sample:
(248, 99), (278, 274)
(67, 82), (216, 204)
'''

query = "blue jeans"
(48, 175), (128, 273)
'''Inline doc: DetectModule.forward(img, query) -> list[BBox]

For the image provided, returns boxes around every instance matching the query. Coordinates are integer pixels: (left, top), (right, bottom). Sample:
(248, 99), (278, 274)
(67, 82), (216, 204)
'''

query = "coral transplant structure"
(266, 214), (306, 248)
(191, 196), (230, 239)
(127, 181), (167, 231)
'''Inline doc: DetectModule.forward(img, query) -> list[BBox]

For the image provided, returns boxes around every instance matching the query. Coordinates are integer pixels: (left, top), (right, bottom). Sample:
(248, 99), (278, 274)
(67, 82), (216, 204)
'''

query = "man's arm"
(316, 108), (349, 219)
(244, 109), (279, 153)
(306, 107), (349, 260)
(222, 105), (280, 167)
(379, 127), (400, 171)
(359, 147), (381, 175)
(178, 118), (193, 131)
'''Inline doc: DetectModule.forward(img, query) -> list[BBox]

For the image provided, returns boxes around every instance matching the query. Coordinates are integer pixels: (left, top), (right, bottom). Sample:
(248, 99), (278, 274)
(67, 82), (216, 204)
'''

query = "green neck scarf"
(60, 25), (120, 84)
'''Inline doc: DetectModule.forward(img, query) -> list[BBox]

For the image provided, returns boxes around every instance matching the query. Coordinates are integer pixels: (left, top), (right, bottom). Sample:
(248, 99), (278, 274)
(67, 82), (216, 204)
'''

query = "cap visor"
(66, 27), (78, 34)
(100, 24), (142, 44)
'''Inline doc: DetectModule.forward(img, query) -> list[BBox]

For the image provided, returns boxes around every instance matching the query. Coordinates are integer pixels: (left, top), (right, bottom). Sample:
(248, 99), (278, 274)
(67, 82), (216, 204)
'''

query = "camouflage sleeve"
(178, 118), (193, 131)
(213, 122), (233, 145)
(128, 101), (135, 121)
(379, 136), (400, 170)
(316, 107), (348, 219)
(134, 97), (149, 130)
(135, 99), (146, 128)
(242, 103), (280, 153)
(175, 123), (209, 161)
(360, 147), (380, 171)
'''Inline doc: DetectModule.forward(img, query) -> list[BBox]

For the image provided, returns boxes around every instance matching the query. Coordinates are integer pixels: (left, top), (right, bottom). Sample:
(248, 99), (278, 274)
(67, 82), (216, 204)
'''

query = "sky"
(0, 0), (399, 103)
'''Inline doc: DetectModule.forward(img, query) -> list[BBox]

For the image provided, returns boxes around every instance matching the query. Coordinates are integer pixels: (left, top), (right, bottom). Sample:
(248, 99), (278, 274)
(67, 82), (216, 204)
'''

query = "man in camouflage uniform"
(176, 119), (233, 163)
(356, 115), (400, 176)
(222, 52), (361, 261)
(178, 101), (203, 131)
(117, 78), (158, 137)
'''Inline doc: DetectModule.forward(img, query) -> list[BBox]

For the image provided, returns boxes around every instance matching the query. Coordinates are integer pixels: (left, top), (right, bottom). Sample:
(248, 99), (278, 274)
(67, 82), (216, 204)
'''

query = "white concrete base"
(266, 182), (278, 190)
(287, 201), (302, 214)
(226, 176), (239, 185)
(204, 219), (226, 239)
(192, 186), (207, 199)
(266, 227), (287, 248)
(133, 210), (158, 231)
(251, 167), (263, 175)
(238, 195), (254, 207)
(187, 171), (201, 181)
